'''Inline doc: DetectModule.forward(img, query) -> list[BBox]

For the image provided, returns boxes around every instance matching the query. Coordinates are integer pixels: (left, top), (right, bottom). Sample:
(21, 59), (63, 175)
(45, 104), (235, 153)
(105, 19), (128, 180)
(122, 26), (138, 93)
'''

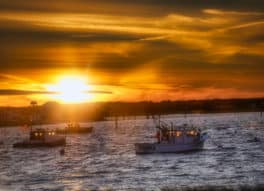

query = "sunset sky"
(0, 0), (263, 106)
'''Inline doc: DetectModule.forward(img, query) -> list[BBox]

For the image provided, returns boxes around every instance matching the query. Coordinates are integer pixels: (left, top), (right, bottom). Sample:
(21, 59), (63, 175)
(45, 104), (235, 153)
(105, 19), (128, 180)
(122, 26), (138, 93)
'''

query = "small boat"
(135, 119), (208, 154)
(13, 101), (66, 148)
(13, 128), (66, 148)
(56, 122), (93, 134)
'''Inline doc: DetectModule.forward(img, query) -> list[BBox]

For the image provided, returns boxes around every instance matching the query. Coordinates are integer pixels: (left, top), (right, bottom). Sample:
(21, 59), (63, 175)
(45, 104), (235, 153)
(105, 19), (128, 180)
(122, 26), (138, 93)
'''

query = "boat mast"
(115, 115), (118, 129)
(30, 101), (37, 132)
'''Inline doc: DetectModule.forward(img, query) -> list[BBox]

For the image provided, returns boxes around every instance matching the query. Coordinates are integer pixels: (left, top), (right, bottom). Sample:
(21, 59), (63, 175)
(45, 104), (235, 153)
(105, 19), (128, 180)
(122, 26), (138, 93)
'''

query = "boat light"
(175, 131), (182, 137)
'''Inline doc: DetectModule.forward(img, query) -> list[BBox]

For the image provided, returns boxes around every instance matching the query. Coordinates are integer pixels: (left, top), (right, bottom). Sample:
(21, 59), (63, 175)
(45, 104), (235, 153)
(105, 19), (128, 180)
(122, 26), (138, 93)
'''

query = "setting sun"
(45, 76), (93, 103)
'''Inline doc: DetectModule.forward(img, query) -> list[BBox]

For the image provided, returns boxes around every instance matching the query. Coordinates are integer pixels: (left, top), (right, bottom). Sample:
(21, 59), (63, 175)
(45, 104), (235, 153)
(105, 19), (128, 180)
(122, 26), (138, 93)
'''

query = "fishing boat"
(56, 122), (93, 134)
(135, 118), (208, 154)
(13, 128), (66, 148)
(13, 101), (66, 148)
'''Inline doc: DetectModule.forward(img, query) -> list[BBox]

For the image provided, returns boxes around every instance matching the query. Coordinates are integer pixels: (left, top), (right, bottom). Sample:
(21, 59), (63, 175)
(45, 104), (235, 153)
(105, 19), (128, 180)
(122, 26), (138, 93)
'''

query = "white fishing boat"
(135, 119), (208, 154)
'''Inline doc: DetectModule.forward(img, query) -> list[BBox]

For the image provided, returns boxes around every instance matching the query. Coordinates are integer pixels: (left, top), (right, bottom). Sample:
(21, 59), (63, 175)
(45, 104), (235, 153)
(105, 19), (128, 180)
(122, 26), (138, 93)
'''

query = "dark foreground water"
(0, 112), (264, 191)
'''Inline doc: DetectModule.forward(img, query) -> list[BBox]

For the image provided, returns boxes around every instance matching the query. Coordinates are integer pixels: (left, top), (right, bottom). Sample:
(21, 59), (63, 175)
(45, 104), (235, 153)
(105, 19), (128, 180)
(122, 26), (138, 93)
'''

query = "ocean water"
(0, 112), (264, 191)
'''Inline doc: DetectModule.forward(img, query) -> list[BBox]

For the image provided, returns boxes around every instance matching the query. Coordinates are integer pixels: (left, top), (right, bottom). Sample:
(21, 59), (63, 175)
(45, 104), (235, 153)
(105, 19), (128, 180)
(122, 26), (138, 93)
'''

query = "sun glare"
(46, 76), (93, 103)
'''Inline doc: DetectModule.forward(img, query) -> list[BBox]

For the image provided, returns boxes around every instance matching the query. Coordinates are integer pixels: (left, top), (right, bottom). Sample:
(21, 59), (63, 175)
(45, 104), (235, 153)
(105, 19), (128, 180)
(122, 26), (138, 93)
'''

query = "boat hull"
(13, 138), (66, 148)
(135, 141), (205, 154)
(56, 126), (93, 134)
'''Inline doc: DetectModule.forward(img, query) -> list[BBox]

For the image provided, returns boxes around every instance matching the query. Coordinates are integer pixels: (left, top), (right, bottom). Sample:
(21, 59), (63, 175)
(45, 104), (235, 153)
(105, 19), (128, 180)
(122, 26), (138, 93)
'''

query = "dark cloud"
(0, 89), (56, 95)
(0, 89), (112, 95)
(0, 28), (145, 70)
(0, 27), (143, 44)
(0, 0), (263, 16)
(227, 53), (264, 66)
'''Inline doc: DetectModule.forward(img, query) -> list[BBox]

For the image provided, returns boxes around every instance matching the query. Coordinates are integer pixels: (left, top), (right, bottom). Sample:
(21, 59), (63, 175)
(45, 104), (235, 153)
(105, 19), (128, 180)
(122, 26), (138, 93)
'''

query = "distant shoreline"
(0, 110), (263, 128)
(0, 98), (263, 127)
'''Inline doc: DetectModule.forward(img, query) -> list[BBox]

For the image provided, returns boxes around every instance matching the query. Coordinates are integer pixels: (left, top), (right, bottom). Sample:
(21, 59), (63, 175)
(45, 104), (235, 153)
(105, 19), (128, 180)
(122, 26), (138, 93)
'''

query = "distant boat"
(56, 122), (93, 134)
(13, 101), (66, 148)
(135, 119), (208, 154)
(13, 128), (66, 148)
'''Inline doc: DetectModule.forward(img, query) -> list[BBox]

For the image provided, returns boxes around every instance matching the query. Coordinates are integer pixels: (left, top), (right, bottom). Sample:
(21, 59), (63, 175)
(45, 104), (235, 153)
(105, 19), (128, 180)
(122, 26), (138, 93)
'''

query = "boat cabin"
(156, 124), (201, 144)
(67, 122), (80, 129)
(29, 128), (57, 141)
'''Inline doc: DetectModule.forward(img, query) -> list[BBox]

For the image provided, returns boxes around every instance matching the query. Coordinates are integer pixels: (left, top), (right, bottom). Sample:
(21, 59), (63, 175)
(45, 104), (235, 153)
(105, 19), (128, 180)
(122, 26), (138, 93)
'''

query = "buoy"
(253, 137), (260, 142)
(60, 148), (65, 155)
(247, 137), (261, 143)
